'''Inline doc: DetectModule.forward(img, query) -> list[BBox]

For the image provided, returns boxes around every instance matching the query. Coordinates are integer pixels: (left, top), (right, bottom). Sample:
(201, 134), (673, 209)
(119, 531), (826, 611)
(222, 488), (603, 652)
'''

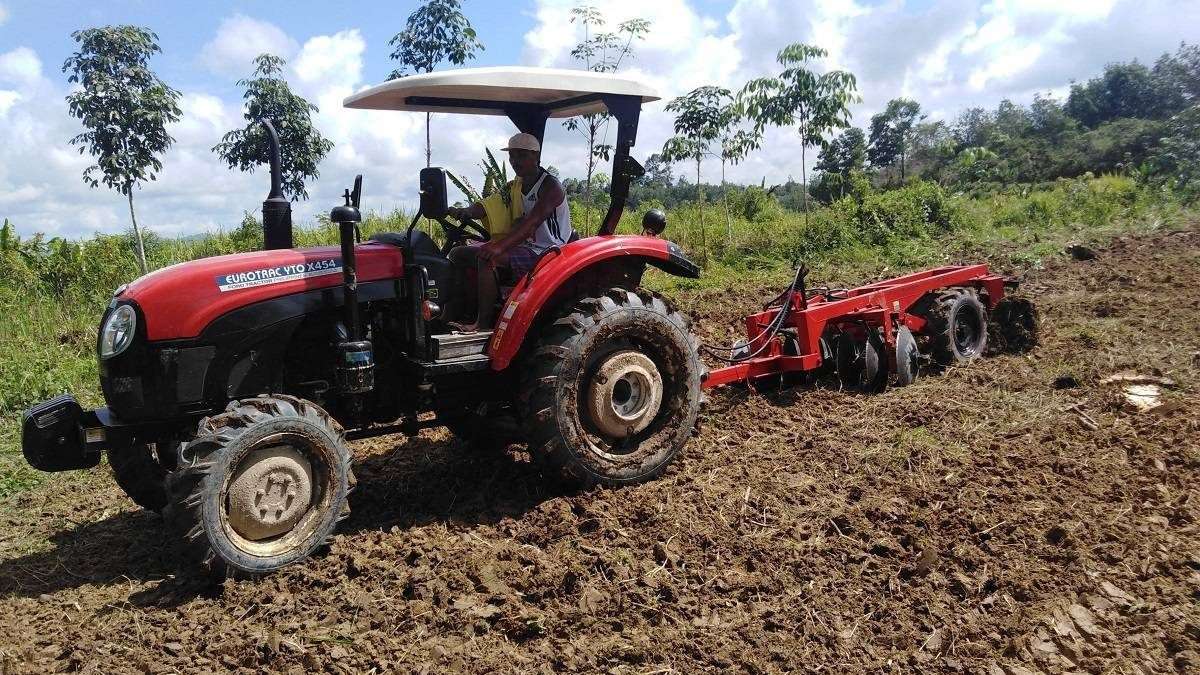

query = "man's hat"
(501, 132), (541, 153)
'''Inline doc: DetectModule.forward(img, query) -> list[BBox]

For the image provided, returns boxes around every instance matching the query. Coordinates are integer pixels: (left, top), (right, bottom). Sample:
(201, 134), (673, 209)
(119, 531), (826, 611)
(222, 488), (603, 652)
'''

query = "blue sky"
(1, 0), (1197, 239)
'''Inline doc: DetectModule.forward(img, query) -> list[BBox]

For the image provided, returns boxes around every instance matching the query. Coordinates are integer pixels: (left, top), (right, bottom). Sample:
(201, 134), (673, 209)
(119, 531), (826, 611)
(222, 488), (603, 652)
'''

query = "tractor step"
(430, 331), (493, 360)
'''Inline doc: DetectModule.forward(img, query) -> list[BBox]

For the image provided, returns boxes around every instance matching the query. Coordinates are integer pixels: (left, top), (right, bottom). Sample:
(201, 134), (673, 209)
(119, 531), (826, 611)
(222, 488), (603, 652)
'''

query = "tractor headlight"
(99, 304), (137, 359)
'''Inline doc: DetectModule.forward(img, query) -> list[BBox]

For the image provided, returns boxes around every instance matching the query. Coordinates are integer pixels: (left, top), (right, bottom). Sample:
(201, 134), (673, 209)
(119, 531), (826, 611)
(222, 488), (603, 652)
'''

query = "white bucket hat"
(501, 132), (541, 153)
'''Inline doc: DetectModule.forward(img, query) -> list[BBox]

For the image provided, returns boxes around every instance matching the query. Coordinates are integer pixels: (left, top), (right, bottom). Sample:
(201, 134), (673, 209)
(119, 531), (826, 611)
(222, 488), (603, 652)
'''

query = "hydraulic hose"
(701, 263), (806, 364)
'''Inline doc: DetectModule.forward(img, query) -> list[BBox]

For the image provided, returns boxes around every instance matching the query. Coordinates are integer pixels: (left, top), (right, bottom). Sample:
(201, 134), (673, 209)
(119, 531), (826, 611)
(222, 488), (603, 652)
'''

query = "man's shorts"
(505, 243), (541, 278)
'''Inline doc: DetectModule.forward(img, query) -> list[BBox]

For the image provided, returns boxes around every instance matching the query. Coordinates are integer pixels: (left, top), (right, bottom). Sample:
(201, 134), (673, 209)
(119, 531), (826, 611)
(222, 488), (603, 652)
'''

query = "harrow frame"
(704, 264), (1011, 389)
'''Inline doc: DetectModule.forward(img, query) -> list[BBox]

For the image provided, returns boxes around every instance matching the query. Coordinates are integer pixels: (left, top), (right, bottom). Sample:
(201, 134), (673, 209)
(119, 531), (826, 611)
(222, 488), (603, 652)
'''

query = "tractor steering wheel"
(440, 212), (490, 247)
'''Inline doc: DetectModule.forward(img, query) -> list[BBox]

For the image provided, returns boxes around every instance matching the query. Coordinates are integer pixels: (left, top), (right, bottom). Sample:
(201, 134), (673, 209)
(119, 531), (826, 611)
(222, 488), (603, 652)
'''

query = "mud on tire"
(520, 288), (703, 488)
(163, 395), (354, 577)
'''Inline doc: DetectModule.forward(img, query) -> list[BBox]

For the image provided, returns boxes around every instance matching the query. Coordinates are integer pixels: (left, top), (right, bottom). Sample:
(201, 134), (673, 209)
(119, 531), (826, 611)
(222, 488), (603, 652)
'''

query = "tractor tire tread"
(520, 287), (702, 488)
(163, 394), (353, 579)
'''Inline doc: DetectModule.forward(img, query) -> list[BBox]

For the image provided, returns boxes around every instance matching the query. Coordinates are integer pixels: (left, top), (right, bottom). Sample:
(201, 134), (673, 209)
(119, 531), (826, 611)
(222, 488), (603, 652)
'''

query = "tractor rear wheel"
(921, 288), (988, 365)
(109, 443), (169, 513)
(163, 395), (354, 577)
(521, 288), (703, 488)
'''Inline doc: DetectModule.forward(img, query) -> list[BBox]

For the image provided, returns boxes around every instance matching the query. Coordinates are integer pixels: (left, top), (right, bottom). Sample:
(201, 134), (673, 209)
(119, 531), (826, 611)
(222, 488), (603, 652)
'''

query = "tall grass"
(1, 175), (1193, 495)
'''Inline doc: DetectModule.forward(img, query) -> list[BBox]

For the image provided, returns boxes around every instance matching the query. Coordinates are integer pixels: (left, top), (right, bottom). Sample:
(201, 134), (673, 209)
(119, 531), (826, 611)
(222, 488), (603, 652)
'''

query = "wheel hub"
(226, 445), (314, 541)
(586, 351), (664, 439)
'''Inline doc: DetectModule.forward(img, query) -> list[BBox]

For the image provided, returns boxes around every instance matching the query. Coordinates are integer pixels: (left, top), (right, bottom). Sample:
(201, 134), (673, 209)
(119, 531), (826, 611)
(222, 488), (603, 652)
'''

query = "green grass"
(0, 175), (1195, 496)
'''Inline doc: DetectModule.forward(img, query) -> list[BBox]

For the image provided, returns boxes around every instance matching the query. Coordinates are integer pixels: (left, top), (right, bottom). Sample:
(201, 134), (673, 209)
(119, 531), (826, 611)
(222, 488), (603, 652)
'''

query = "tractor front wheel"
(163, 395), (354, 577)
(521, 288), (703, 488)
(109, 443), (169, 513)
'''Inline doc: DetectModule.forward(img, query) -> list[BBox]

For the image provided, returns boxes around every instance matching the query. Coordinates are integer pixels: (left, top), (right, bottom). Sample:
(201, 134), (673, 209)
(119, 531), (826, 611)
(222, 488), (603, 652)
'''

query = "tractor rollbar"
(259, 119), (293, 250)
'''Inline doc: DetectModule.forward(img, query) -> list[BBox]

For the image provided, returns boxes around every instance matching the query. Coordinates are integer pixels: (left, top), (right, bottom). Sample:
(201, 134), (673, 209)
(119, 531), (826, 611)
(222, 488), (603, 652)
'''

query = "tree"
(62, 26), (181, 275)
(213, 54), (333, 202)
(811, 127), (864, 201)
(1146, 104), (1200, 201)
(1065, 61), (1175, 127)
(661, 86), (731, 260)
(717, 123), (759, 241)
(389, 0), (484, 167)
(563, 5), (650, 234)
(740, 43), (858, 229)
(867, 98), (923, 182)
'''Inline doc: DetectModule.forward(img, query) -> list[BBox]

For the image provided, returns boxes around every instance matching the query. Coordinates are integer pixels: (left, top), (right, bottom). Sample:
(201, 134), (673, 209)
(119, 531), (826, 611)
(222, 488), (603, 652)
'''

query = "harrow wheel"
(836, 328), (888, 393)
(893, 326), (920, 386)
(921, 288), (988, 366)
(164, 395), (354, 578)
(521, 288), (703, 488)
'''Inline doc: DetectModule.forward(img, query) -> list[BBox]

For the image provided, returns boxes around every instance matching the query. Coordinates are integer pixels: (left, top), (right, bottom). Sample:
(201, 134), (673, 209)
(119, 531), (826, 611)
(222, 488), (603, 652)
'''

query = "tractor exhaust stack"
(260, 119), (293, 250)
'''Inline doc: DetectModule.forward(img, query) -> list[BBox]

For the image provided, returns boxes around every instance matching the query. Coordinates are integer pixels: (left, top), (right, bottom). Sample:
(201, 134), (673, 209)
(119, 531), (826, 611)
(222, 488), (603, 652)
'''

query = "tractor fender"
(489, 235), (699, 371)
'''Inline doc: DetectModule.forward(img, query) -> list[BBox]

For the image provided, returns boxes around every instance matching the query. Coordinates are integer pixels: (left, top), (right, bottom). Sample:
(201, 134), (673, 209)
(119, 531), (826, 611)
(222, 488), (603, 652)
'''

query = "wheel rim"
(953, 307), (983, 356)
(220, 432), (333, 558)
(585, 350), (664, 440)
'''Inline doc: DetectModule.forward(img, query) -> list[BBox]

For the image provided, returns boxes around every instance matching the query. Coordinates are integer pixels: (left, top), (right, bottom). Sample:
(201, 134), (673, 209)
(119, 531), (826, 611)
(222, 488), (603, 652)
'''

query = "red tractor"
(20, 67), (1035, 577)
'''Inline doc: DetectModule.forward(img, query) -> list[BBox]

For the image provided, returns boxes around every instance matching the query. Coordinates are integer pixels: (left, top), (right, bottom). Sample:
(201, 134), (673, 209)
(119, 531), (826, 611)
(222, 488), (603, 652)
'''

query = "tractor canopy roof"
(342, 66), (659, 117)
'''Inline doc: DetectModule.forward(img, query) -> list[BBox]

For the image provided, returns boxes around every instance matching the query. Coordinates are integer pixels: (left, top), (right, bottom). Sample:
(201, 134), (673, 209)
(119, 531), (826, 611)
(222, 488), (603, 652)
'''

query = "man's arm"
(447, 202), (486, 220)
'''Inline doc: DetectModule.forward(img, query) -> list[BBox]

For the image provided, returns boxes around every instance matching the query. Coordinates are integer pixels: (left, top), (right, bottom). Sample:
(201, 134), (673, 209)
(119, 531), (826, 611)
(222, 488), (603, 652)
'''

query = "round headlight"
(99, 304), (137, 359)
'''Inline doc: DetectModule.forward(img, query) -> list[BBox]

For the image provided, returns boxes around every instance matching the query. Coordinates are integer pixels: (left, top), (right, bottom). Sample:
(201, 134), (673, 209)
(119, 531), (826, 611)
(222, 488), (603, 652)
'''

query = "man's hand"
(477, 240), (505, 263)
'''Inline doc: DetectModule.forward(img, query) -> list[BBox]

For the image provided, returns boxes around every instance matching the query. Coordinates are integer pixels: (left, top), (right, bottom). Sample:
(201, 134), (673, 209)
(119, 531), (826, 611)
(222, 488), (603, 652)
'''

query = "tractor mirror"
(419, 167), (448, 219)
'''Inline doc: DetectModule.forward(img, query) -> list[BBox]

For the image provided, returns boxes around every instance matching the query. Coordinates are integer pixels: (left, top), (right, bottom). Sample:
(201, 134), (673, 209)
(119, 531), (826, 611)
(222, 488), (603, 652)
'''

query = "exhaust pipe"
(260, 119), (293, 250)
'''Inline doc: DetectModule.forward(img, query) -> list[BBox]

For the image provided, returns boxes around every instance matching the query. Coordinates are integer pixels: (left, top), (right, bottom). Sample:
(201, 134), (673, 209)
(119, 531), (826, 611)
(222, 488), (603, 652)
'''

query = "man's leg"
(473, 251), (508, 330)
(448, 244), (481, 321)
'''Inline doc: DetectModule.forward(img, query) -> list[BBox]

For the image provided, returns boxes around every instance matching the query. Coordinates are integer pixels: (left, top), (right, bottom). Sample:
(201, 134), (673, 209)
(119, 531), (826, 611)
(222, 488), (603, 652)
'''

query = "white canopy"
(343, 66), (660, 117)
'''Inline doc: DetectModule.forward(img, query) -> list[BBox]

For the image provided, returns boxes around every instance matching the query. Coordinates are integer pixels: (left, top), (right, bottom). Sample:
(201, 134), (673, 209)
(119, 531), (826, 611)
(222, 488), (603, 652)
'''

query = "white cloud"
(199, 14), (298, 76)
(0, 47), (42, 86)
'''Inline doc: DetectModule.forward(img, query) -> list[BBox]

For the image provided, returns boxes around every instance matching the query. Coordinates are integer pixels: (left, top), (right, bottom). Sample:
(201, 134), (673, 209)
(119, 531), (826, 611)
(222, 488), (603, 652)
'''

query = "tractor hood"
(120, 243), (403, 341)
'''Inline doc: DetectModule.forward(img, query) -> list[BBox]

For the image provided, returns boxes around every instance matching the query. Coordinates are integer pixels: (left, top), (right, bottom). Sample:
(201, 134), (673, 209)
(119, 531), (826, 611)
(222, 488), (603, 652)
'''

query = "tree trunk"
(800, 137), (810, 233)
(584, 122), (597, 236)
(722, 159), (731, 245)
(697, 157), (706, 266)
(127, 191), (147, 275)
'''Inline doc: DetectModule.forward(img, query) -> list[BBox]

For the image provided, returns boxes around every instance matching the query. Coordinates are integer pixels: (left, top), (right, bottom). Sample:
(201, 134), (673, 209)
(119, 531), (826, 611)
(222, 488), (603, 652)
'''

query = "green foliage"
(213, 54), (333, 202)
(563, 5), (650, 234)
(387, 0), (483, 79)
(867, 98), (923, 179)
(740, 43), (859, 224)
(1144, 104), (1200, 201)
(62, 25), (181, 274)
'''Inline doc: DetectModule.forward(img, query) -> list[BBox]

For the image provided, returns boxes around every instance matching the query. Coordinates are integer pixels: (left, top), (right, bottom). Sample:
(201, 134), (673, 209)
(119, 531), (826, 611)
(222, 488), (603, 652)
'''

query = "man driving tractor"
(447, 132), (573, 331)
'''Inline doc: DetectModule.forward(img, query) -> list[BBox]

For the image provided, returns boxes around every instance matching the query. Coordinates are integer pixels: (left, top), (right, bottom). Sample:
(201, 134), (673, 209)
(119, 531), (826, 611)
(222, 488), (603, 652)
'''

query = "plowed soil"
(2, 229), (1198, 674)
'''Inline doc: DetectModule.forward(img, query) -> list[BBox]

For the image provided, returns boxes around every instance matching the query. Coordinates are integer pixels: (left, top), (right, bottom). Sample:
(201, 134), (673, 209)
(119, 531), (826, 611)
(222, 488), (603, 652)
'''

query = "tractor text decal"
(216, 258), (342, 292)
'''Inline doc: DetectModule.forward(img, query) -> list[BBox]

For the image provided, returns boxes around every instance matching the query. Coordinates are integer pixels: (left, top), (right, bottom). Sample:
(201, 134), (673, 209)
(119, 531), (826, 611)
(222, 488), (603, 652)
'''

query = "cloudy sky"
(1, 0), (1196, 239)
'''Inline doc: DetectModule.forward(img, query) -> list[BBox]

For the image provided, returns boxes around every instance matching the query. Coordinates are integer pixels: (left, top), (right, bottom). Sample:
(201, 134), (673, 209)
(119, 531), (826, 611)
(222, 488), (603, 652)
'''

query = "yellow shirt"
(479, 179), (524, 237)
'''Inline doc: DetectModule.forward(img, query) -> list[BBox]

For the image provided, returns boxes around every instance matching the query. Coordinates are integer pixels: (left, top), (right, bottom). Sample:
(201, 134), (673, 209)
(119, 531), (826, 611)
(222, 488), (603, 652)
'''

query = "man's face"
(508, 148), (539, 175)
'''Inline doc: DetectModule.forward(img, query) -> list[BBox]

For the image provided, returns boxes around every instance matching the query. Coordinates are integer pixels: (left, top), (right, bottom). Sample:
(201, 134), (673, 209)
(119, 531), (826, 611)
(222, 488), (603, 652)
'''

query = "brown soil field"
(1, 229), (1198, 674)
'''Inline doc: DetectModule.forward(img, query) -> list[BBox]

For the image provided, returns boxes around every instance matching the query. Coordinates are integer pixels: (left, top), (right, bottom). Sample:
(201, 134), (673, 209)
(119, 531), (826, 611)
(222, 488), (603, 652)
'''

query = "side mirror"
(419, 167), (448, 219)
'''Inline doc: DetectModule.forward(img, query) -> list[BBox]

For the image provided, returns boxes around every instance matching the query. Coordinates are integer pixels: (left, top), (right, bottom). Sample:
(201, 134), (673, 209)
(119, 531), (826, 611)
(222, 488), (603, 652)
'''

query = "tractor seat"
(368, 230), (440, 257)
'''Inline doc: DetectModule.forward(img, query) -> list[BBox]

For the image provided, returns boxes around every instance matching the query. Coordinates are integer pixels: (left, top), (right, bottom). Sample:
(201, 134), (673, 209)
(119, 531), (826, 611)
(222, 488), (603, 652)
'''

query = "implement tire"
(109, 443), (168, 513)
(521, 288), (703, 488)
(921, 288), (988, 366)
(163, 395), (354, 578)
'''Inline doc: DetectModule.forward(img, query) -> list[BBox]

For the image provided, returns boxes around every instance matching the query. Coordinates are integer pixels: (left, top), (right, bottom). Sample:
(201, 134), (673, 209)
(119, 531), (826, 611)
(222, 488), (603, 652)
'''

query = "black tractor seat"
(368, 230), (441, 257)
